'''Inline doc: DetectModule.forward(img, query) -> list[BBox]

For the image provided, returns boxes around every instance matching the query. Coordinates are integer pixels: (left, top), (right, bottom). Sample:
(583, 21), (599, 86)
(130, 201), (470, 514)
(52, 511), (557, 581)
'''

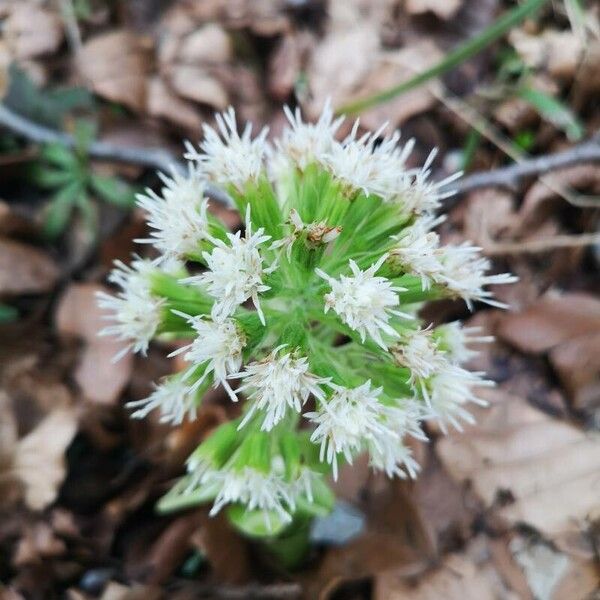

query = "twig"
(2, 102), (598, 207)
(483, 231), (600, 256)
(0, 103), (233, 207)
(451, 135), (600, 196)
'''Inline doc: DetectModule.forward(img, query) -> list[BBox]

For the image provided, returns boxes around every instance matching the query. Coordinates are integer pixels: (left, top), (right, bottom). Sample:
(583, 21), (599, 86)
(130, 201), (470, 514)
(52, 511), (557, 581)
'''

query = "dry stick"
(1, 102), (599, 204)
(0, 103), (233, 207)
(452, 135), (600, 196)
(485, 232), (600, 256)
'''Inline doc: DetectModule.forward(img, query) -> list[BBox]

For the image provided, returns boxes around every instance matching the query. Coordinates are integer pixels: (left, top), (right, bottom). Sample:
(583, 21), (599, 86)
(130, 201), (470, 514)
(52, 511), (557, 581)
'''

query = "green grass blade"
(337, 0), (549, 115)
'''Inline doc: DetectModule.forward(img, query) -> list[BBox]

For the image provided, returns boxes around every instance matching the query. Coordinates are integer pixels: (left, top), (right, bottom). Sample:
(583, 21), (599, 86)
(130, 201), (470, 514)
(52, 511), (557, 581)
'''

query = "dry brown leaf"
(177, 23), (232, 65)
(549, 332), (600, 418)
(300, 480), (434, 598)
(100, 582), (163, 600)
(509, 28), (584, 80)
(374, 539), (510, 600)
(13, 522), (66, 567)
(437, 388), (600, 538)
(497, 292), (600, 354)
(78, 31), (153, 112)
(307, 25), (379, 114)
(146, 76), (202, 130)
(55, 283), (133, 405)
(14, 407), (77, 510)
(0, 238), (60, 296)
(405, 0), (463, 20)
(3, 3), (63, 60)
(165, 65), (228, 109)
(268, 32), (313, 101)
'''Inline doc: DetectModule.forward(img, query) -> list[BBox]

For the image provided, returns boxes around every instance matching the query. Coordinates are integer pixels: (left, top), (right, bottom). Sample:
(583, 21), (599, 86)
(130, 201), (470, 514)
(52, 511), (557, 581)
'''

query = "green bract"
(98, 103), (515, 539)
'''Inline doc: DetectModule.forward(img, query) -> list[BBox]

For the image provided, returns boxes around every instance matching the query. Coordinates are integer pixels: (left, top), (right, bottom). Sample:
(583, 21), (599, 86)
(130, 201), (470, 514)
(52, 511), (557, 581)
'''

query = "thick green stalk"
(337, 0), (549, 115)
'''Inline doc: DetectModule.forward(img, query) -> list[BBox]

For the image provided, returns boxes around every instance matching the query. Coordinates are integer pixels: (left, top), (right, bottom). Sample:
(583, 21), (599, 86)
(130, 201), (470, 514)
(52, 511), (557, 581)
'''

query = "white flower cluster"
(97, 103), (516, 533)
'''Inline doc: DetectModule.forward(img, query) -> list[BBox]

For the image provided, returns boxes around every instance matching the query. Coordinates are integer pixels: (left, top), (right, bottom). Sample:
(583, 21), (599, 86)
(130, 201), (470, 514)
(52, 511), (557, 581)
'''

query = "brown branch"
(2, 102), (598, 207)
(0, 103), (233, 207)
(449, 134), (600, 197)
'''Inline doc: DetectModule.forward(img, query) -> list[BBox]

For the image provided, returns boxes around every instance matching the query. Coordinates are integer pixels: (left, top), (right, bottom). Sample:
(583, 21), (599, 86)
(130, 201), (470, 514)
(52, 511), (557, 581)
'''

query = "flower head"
(436, 321), (494, 364)
(322, 121), (414, 200)
(170, 314), (246, 401)
(233, 346), (328, 431)
(306, 381), (391, 479)
(97, 258), (164, 360)
(396, 149), (462, 214)
(208, 466), (295, 528)
(184, 209), (273, 324)
(389, 216), (445, 289)
(271, 100), (344, 177)
(135, 165), (209, 260)
(392, 327), (448, 386)
(127, 377), (197, 425)
(436, 243), (518, 309)
(423, 364), (494, 433)
(184, 107), (269, 190)
(316, 255), (411, 349)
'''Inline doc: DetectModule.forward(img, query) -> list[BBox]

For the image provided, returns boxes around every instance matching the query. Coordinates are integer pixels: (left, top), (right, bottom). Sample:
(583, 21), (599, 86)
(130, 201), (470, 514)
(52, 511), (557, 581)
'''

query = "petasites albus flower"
(423, 364), (494, 433)
(435, 243), (518, 309)
(184, 107), (268, 190)
(127, 377), (197, 425)
(306, 381), (392, 480)
(135, 165), (209, 260)
(183, 209), (274, 325)
(316, 254), (412, 350)
(436, 321), (494, 364)
(97, 258), (164, 361)
(271, 100), (344, 177)
(233, 346), (328, 431)
(105, 103), (516, 538)
(170, 313), (246, 402)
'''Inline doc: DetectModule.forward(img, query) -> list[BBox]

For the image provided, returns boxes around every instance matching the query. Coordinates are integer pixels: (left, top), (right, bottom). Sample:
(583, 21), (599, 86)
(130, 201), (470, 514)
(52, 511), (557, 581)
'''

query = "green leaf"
(518, 87), (584, 141)
(76, 193), (99, 238)
(42, 181), (81, 238)
(226, 504), (289, 538)
(156, 477), (221, 514)
(73, 119), (97, 155)
(90, 174), (135, 208)
(29, 165), (75, 189)
(40, 144), (79, 169)
(337, 0), (549, 114)
(4, 65), (93, 128)
(0, 303), (18, 323)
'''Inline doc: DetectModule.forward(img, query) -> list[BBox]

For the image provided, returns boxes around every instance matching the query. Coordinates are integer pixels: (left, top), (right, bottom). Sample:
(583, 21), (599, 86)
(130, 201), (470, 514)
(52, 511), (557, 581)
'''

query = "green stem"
(337, 0), (549, 115)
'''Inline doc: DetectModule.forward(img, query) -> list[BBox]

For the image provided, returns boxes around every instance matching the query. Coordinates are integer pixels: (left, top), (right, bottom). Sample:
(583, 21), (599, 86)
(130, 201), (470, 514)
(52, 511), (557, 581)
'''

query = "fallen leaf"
(165, 65), (228, 109)
(13, 522), (66, 567)
(146, 76), (202, 131)
(100, 582), (163, 600)
(345, 42), (443, 130)
(497, 292), (600, 353)
(78, 31), (153, 112)
(177, 23), (232, 65)
(55, 283), (133, 405)
(268, 32), (313, 101)
(0, 238), (60, 296)
(437, 388), (600, 538)
(3, 3), (63, 60)
(374, 539), (509, 600)
(549, 332), (600, 420)
(405, 0), (463, 20)
(14, 407), (77, 510)
(509, 28), (584, 81)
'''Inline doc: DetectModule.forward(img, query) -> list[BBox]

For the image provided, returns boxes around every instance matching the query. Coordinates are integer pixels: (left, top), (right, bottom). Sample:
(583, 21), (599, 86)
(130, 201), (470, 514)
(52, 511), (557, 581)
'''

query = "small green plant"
(97, 104), (515, 561)
(30, 121), (135, 239)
